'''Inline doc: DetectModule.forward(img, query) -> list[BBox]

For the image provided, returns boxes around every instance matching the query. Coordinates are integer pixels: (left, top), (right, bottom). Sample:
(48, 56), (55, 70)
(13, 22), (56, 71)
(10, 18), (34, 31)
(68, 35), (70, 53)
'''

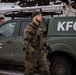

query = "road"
(0, 66), (40, 75)
(0, 70), (40, 75)
(0, 70), (24, 75)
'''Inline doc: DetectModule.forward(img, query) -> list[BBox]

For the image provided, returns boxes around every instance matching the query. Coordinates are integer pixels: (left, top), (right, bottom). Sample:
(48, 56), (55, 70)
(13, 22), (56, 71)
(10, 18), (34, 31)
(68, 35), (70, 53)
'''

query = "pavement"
(0, 69), (24, 75)
(0, 67), (40, 75)
(0, 70), (40, 75)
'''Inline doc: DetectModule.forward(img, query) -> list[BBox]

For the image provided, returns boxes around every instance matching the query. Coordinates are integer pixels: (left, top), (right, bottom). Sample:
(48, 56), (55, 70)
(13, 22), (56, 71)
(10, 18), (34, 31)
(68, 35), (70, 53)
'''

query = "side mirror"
(0, 33), (3, 36)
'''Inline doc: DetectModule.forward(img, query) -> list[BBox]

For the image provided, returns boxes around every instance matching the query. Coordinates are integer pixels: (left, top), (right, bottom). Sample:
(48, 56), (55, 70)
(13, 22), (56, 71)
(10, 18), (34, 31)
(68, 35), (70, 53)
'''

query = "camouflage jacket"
(23, 22), (49, 55)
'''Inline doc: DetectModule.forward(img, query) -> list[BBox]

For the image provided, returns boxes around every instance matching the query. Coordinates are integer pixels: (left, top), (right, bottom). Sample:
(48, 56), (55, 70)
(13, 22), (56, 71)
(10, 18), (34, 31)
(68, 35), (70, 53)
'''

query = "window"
(0, 22), (16, 36)
(19, 21), (30, 36)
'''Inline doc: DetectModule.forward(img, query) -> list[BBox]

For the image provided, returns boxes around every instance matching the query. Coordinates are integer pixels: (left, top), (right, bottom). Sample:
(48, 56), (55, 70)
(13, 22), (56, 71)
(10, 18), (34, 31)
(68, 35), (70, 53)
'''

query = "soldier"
(23, 11), (51, 75)
(0, 17), (4, 24)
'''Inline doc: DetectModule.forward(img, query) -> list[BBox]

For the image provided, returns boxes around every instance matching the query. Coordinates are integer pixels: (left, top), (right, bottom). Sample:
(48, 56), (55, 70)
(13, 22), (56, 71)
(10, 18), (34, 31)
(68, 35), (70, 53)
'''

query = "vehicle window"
(0, 22), (16, 36)
(19, 21), (30, 36)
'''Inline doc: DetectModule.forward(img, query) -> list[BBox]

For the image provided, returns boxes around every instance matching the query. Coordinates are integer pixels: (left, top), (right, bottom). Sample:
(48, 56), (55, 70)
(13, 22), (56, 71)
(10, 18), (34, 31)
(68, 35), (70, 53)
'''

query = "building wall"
(0, 0), (35, 2)
(1, 0), (17, 2)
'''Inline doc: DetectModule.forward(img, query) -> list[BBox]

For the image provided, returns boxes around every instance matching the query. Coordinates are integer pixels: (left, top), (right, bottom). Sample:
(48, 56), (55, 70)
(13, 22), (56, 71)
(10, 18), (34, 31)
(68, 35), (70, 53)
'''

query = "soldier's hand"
(46, 46), (52, 54)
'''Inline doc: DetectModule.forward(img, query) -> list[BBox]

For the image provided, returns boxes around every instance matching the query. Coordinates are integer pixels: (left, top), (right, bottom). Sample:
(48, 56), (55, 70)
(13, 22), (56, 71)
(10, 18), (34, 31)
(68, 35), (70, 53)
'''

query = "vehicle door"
(14, 19), (31, 63)
(0, 21), (16, 62)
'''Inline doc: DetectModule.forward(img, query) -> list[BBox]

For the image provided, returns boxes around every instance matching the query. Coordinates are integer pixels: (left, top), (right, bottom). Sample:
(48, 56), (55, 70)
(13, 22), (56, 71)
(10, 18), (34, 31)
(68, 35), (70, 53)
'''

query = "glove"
(31, 52), (38, 58)
(46, 46), (52, 54)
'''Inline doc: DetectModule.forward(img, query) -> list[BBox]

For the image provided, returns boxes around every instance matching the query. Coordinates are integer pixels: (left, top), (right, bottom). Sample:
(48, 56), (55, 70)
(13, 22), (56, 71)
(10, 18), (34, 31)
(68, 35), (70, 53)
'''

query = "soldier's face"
(35, 14), (42, 22)
(0, 19), (4, 23)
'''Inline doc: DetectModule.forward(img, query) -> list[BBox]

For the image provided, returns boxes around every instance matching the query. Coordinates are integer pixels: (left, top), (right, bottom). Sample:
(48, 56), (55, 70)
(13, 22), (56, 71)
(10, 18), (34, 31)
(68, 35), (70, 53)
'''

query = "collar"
(30, 22), (40, 29)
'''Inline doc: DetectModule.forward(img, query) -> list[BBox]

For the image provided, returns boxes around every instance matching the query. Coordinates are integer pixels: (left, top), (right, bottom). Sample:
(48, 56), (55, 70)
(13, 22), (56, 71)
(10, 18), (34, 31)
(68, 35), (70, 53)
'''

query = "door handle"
(6, 40), (13, 44)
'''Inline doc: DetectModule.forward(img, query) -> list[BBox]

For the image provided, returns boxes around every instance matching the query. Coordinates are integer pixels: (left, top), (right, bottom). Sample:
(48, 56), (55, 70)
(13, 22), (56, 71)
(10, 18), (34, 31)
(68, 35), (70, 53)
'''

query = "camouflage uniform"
(23, 22), (50, 75)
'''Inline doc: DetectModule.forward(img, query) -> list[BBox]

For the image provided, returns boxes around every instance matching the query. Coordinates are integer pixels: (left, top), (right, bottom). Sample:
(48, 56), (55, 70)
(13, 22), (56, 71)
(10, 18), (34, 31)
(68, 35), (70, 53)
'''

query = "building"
(1, 0), (17, 2)
(0, 0), (34, 2)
